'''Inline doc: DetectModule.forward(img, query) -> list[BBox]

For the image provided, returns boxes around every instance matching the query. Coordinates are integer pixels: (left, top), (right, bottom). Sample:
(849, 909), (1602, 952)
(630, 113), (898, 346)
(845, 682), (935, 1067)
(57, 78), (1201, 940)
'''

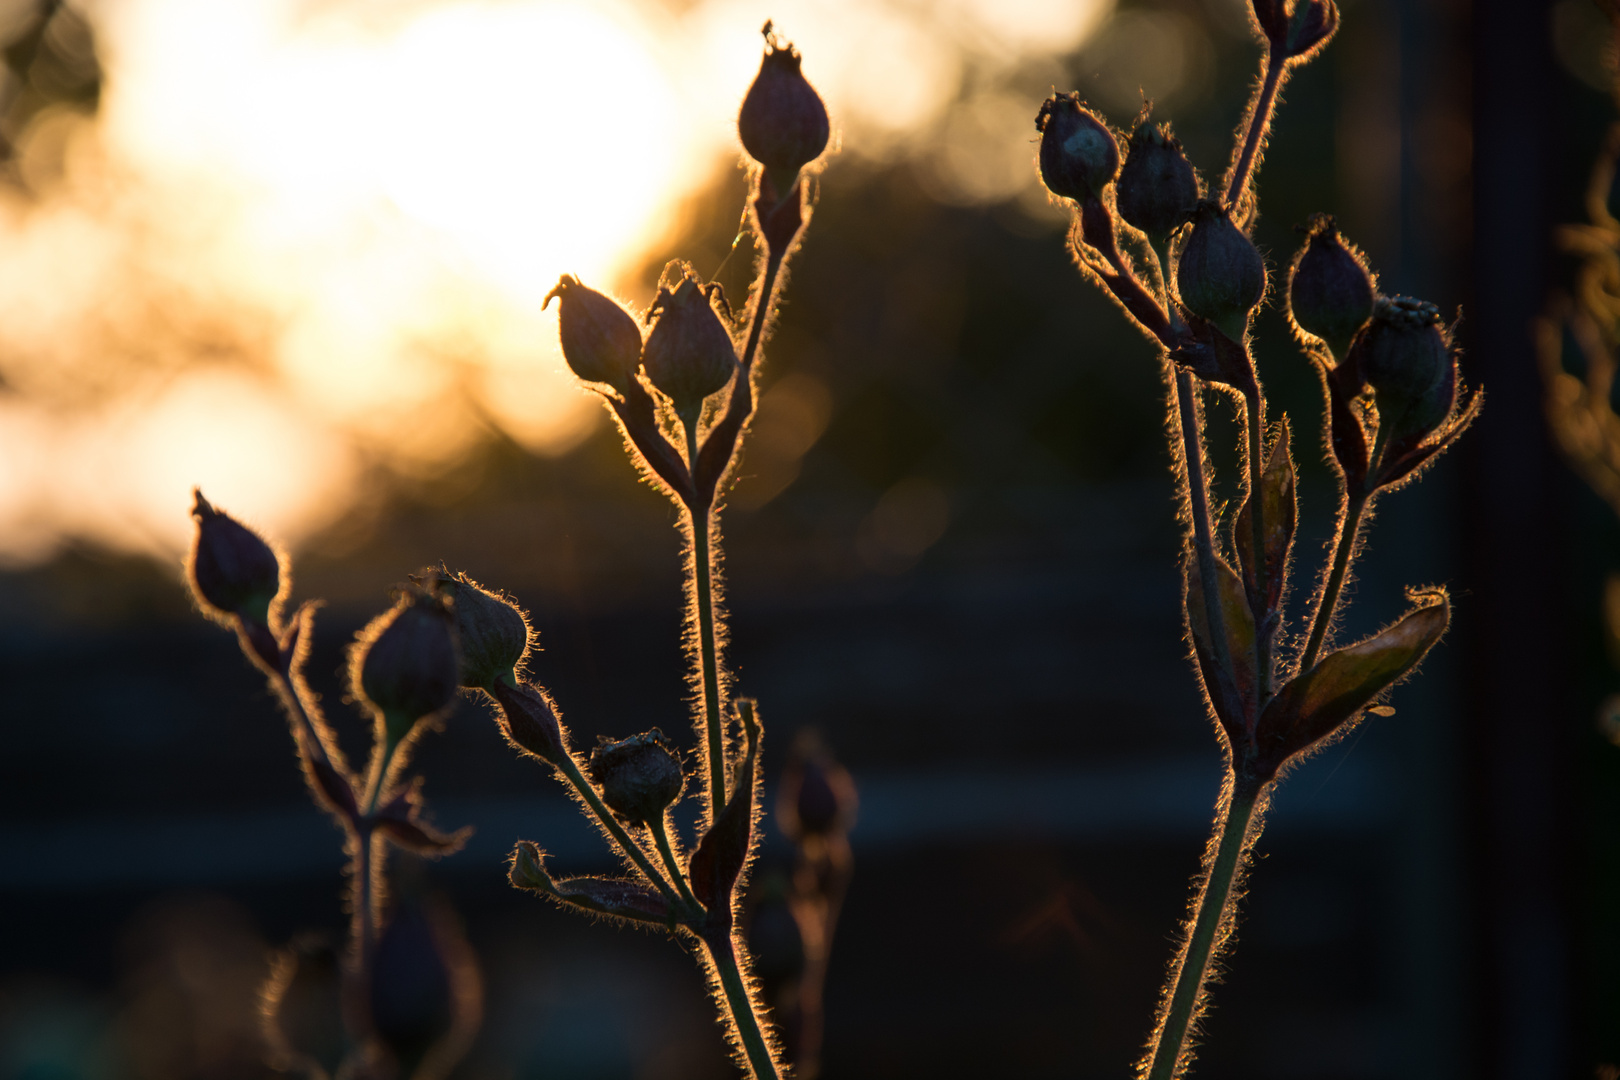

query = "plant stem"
(705, 931), (783, 1080)
(1144, 778), (1263, 1080)
(555, 752), (684, 909)
(362, 729), (402, 816)
(683, 419), (728, 820)
(1173, 368), (1234, 681)
(1301, 491), (1368, 671)
(1243, 386), (1272, 700)
(1224, 51), (1287, 210)
(654, 816), (702, 912)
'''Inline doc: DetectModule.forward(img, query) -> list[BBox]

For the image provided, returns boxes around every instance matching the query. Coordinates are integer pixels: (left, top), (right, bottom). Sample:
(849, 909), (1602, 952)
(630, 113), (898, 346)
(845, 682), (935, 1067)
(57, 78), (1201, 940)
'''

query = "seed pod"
(1035, 93), (1119, 203)
(1288, 215), (1375, 358)
(1116, 120), (1199, 242)
(491, 680), (567, 765)
(642, 265), (738, 422)
(368, 900), (480, 1080)
(422, 569), (530, 692)
(188, 490), (283, 626)
(1177, 200), (1267, 339)
(353, 587), (460, 740)
(738, 22), (829, 200)
(543, 275), (642, 390)
(589, 729), (685, 825)
(1344, 296), (1455, 443)
(1252, 0), (1340, 60)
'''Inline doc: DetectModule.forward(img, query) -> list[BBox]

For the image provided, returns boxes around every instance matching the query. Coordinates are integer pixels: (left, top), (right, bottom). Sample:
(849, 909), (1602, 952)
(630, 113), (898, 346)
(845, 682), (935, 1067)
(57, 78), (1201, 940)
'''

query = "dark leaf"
(373, 780), (471, 855)
(1257, 595), (1449, 772)
(689, 700), (761, 920)
(1234, 418), (1297, 622)
(1373, 385), (1483, 491)
(550, 876), (675, 925)
(1326, 372), (1370, 487)
(1184, 553), (1258, 745)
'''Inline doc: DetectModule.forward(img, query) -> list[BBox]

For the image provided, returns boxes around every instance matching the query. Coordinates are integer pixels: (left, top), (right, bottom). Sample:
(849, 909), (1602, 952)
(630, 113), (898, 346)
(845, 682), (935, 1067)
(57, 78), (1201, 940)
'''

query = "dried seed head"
(589, 729), (685, 825)
(1287, 215), (1375, 358)
(738, 21), (829, 200)
(543, 275), (642, 390)
(353, 587), (460, 740)
(1177, 200), (1267, 338)
(188, 490), (283, 627)
(420, 568), (530, 692)
(1116, 119), (1200, 242)
(1035, 93), (1119, 203)
(642, 264), (738, 422)
(1344, 296), (1456, 442)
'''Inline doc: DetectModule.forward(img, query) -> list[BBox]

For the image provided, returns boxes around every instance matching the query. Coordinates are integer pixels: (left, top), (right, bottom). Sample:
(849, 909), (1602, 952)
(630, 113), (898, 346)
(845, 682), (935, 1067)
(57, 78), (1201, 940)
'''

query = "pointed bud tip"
(187, 489), (283, 626)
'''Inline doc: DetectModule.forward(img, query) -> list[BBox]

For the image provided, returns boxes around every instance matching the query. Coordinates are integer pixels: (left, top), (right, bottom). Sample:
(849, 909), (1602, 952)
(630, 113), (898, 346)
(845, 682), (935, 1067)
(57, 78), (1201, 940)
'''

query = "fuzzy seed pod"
(738, 23), (829, 200)
(1252, 0), (1340, 60)
(589, 729), (685, 825)
(353, 587), (460, 738)
(1177, 200), (1267, 338)
(188, 490), (283, 626)
(1116, 120), (1199, 242)
(1344, 296), (1455, 442)
(642, 266), (738, 421)
(543, 275), (642, 390)
(423, 569), (530, 692)
(1288, 215), (1375, 357)
(1035, 93), (1119, 203)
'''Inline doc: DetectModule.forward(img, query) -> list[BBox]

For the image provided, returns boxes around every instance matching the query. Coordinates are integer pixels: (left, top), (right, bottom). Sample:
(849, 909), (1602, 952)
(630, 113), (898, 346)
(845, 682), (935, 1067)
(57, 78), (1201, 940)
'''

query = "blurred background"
(0, 0), (1608, 1075)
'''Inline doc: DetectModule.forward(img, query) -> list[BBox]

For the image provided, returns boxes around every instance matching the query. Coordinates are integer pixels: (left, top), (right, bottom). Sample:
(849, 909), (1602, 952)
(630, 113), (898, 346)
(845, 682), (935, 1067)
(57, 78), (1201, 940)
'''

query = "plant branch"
(1242, 385), (1272, 699)
(1224, 50), (1288, 213)
(685, 419), (728, 821)
(1300, 490), (1369, 671)
(654, 816), (702, 912)
(705, 931), (783, 1080)
(1143, 777), (1264, 1080)
(554, 751), (685, 910)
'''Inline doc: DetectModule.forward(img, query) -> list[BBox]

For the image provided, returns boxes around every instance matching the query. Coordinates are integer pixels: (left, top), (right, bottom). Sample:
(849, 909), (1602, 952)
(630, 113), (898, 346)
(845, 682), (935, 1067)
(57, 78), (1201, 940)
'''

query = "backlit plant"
(1032, 0), (1480, 1074)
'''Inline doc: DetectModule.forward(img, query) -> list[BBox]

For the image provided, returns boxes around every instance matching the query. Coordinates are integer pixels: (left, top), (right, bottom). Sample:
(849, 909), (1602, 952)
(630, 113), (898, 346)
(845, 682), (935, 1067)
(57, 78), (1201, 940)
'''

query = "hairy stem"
(685, 420), (727, 818)
(555, 752), (684, 909)
(705, 932), (783, 1080)
(654, 816), (702, 912)
(1301, 490), (1369, 671)
(1173, 368), (1233, 681)
(1225, 50), (1288, 211)
(1242, 386), (1272, 700)
(1144, 778), (1263, 1080)
(362, 729), (402, 817)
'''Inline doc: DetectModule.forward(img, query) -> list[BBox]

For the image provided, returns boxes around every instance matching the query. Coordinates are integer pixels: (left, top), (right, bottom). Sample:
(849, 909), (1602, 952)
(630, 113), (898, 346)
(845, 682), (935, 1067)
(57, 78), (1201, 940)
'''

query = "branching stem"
(705, 932), (783, 1080)
(1144, 777), (1263, 1080)
(1225, 50), (1287, 211)
(1301, 490), (1369, 671)
(684, 419), (727, 819)
(555, 752), (685, 909)
(1173, 368), (1233, 681)
(1242, 386), (1272, 699)
(654, 816), (702, 912)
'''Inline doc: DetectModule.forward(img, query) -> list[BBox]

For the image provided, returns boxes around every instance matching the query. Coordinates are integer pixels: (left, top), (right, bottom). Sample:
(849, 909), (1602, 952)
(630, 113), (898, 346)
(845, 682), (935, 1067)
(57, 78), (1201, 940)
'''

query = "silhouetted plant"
(1033, 1), (1480, 1074)
(187, 492), (482, 1080)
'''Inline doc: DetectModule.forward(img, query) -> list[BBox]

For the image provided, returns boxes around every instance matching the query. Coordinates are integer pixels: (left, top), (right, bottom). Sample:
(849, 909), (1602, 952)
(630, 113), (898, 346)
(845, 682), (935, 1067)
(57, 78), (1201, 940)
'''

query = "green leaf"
(1257, 594), (1449, 770)
(1185, 551), (1258, 737)
(1234, 418), (1297, 620)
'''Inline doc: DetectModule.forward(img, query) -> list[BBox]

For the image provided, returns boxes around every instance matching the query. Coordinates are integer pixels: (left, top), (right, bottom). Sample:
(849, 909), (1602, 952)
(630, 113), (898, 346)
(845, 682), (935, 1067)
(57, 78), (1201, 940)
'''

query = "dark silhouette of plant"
(187, 492), (482, 1080)
(491, 22), (826, 1080)
(1032, 1), (1480, 1074)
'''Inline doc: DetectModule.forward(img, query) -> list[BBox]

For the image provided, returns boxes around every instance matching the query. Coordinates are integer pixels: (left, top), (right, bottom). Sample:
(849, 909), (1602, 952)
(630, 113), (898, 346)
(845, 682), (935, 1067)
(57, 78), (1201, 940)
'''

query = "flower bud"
(1252, 0), (1339, 60)
(589, 729), (685, 825)
(738, 22), (829, 201)
(1177, 200), (1267, 339)
(642, 265), (738, 422)
(776, 732), (857, 840)
(1035, 93), (1119, 203)
(352, 587), (460, 740)
(188, 490), (283, 626)
(420, 568), (529, 692)
(1287, 215), (1375, 358)
(492, 679), (567, 764)
(1344, 295), (1455, 442)
(1116, 119), (1199, 242)
(543, 275), (642, 390)
(509, 840), (556, 892)
(369, 899), (480, 1080)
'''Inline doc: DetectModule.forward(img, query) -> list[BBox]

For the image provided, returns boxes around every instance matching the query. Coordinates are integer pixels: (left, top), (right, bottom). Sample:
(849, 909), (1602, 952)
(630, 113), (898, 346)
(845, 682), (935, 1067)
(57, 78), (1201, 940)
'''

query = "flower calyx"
(642, 264), (740, 424)
(589, 729), (686, 826)
(1287, 214), (1375, 360)
(1177, 200), (1267, 341)
(739, 21), (830, 204)
(544, 275), (643, 393)
(1035, 93), (1120, 204)
(1251, 0), (1340, 62)
(1117, 115), (1200, 243)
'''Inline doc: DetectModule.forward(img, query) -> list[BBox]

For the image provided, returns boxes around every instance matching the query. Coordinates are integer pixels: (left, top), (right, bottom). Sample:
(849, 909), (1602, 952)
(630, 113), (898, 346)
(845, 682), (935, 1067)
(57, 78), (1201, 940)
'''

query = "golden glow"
(0, 0), (1115, 563)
